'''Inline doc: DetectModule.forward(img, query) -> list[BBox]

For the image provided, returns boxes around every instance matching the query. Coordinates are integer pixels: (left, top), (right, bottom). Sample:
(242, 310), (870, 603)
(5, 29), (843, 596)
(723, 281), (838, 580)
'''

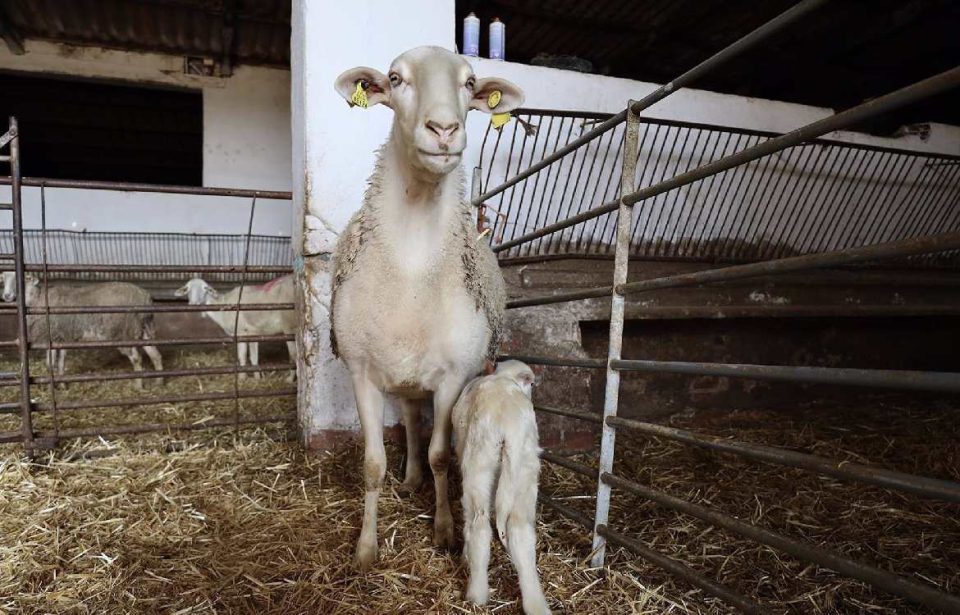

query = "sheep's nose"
(425, 119), (460, 142)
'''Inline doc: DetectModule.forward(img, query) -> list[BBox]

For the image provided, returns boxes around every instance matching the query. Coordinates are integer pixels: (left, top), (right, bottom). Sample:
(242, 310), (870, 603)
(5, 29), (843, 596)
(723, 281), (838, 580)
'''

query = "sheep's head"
(495, 359), (536, 398)
(175, 278), (218, 306)
(335, 46), (524, 179)
(2, 272), (39, 303)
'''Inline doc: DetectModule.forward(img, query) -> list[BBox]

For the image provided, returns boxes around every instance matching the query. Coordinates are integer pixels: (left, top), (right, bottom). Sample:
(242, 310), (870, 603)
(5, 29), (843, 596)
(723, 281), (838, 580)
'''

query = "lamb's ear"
(25, 273), (39, 287)
(470, 77), (524, 114)
(204, 283), (220, 299)
(174, 284), (189, 297)
(334, 67), (391, 108)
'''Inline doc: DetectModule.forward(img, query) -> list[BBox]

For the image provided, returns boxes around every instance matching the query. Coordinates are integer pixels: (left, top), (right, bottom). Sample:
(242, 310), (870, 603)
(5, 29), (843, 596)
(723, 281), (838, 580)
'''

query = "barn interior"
(1, 0), (959, 613)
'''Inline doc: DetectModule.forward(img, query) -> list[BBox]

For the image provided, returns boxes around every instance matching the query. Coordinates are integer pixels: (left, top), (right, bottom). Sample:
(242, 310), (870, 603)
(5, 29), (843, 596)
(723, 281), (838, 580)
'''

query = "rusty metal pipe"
(26, 303), (295, 315)
(538, 494), (763, 613)
(0, 413), (293, 444)
(0, 362), (295, 387)
(610, 359), (960, 393)
(19, 264), (293, 274)
(28, 333), (294, 351)
(607, 416), (960, 503)
(23, 387), (296, 413)
(535, 405), (603, 424)
(0, 176), (292, 200)
(601, 472), (960, 613)
(498, 355), (605, 369)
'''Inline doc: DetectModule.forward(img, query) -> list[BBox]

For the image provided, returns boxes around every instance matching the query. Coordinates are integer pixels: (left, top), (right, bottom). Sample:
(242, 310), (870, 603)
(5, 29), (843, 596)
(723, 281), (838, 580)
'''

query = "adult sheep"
(331, 46), (523, 569)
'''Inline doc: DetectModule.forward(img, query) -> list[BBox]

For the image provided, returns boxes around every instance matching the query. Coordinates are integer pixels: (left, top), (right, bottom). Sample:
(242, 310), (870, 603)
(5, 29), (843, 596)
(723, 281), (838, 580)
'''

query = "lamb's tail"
(494, 405), (541, 549)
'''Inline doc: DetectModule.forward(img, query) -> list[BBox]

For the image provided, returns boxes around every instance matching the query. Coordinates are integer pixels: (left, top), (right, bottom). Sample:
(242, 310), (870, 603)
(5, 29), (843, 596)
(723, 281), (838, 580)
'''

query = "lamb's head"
(335, 46), (524, 179)
(175, 278), (218, 306)
(2, 272), (39, 303)
(495, 359), (536, 398)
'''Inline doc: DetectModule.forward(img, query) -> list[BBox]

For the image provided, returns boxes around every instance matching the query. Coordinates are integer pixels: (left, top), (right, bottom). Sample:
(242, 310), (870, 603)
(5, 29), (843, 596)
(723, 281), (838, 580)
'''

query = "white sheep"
(3, 272), (163, 389)
(176, 276), (297, 381)
(330, 46), (523, 569)
(453, 360), (551, 615)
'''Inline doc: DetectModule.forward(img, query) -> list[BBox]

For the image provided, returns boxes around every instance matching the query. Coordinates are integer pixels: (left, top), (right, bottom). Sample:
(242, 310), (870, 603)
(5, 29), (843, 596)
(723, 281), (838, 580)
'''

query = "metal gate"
(0, 117), (297, 452)
(475, 1), (960, 611)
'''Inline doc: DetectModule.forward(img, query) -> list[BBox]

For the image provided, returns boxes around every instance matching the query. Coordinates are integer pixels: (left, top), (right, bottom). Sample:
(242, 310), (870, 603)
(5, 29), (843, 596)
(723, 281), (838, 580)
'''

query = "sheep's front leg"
(285, 341), (297, 382)
(142, 345), (164, 387)
(249, 342), (261, 379)
(351, 369), (386, 571)
(119, 347), (144, 390)
(462, 459), (496, 606)
(236, 341), (248, 380)
(56, 350), (66, 377)
(398, 398), (423, 493)
(429, 378), (464, 550)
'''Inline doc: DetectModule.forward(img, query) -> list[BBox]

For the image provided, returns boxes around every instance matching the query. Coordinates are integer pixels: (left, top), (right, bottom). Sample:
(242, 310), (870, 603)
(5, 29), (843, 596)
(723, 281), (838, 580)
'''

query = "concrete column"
(290, 0), (456, 448)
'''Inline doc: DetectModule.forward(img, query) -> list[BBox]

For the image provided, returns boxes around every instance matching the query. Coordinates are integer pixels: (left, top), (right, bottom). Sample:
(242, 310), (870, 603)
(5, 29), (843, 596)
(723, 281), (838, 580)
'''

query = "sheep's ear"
(205, 284), (220, 299)
(334, 67), (391, 108)
(470, 77), (524, 114)
(25, 274), (39, 287)
(174, 284), (189, 297)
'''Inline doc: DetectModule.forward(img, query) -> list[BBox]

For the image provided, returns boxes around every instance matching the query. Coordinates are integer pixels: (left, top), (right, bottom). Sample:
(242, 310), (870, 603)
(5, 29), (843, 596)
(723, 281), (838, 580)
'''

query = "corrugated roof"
(0, 0), (290, 68)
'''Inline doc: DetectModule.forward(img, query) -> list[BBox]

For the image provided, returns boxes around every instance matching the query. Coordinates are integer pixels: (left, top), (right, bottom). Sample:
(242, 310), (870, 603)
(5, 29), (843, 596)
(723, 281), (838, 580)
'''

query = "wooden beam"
(219, 0), (237, 77)
(0, 6), (24, 55)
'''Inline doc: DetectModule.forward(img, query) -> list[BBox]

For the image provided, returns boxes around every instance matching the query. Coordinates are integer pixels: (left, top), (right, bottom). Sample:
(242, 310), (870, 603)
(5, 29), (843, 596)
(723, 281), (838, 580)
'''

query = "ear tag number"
(351, 81), (369, 108)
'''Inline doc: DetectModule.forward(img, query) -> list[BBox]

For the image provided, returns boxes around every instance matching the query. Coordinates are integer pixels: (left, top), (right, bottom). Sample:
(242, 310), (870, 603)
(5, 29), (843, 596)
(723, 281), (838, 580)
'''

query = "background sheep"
(3, 272), (163, 389)
(452, 360), (551, 615)
(176, 276), (297, 381)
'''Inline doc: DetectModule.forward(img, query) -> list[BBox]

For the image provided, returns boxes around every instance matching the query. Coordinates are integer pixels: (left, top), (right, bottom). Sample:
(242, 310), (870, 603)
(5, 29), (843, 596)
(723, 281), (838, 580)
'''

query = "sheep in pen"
(2, 3), (960, 615)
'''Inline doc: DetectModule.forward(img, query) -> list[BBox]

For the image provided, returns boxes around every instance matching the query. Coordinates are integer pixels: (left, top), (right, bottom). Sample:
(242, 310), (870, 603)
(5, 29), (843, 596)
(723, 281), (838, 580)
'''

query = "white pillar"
(291, 0), (456, 448)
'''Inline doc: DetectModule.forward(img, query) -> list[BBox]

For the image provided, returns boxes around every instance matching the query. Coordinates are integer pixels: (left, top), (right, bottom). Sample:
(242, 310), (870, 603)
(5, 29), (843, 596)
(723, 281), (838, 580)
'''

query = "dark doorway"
(0, 72), (203, 185)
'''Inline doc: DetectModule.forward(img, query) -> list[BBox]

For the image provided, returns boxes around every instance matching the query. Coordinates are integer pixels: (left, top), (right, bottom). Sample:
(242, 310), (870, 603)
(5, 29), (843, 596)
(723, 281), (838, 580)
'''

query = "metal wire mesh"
(478, 110), (960, 267)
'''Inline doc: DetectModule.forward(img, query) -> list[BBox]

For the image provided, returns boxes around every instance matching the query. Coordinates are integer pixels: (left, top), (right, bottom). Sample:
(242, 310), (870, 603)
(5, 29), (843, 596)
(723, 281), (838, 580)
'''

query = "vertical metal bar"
(232, 195), (257, 429)
(9, 117), (34, 453)
(545, 117), (588, 255)
(591, 102), (639, 568)
(39, 183), (60, 445)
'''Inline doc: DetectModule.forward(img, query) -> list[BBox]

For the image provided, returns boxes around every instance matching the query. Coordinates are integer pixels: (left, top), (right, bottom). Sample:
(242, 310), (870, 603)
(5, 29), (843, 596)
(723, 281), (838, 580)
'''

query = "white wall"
(0, 40), (293, 236)
(289, 1), (959, 441)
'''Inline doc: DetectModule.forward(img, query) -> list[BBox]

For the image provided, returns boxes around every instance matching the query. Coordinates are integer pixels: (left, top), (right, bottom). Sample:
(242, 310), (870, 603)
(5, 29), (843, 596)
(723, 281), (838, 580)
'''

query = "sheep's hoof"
(353, 542), (378, 572)
(253, 371), (262, 380)
(522, 596), (552, 615)
(465, 581), (489, 606)
(433, 515), (455, 550)
(154, 378), (165, 388)
(399, 470), (423, 495)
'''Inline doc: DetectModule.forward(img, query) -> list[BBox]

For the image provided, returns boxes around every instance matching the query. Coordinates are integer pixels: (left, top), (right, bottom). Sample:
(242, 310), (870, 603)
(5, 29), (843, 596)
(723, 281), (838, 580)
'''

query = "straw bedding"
(1, 348), (958, 613)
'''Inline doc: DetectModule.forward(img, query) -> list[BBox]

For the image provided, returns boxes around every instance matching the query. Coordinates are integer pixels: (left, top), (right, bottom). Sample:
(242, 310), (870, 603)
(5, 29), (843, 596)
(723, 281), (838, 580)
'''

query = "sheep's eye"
(465, 77), (476, 90)
(389, 72), (402, 87)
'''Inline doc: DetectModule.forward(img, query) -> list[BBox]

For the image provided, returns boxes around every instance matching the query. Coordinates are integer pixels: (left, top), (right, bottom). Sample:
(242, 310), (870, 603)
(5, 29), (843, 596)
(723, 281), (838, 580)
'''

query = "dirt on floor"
(0, 348), (958, 614)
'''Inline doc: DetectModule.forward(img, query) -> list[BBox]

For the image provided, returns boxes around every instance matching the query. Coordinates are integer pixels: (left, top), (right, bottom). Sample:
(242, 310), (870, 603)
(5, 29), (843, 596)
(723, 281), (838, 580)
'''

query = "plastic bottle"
(489, 17), (505, 61)
(462, 13), (480, 57)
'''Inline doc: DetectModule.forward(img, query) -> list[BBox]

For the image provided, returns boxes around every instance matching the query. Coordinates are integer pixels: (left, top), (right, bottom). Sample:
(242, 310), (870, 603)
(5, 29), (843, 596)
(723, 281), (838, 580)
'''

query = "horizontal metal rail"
(18, 387), (297, 414)
(0, 413), (294, 444)
(24, 303), (295, 315)
(498, 354), (605, 369)
(507, 230), (960, 308)
(535, 405), (603, 424)
(0, 362), (295, 387)
(473, 0), (828, 209)
(494, 65), (960, 253)
(606, 416), (960, 503)
(0, 176), (292, 200)
(538, 494), (762, 614)
(27, 333), (294, 351)
(601, 472), (960, 613)
(542, 450), (597, 478)
(19, 264), (293, 274)
(611, 359), (960, 393)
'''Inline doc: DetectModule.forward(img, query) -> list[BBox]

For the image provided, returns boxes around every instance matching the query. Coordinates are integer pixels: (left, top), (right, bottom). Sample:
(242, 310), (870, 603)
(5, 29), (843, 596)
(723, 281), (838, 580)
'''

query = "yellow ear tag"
(487, 90), (502, 109)
(351, 81), (369, 109)
(491, 113), (512, 129)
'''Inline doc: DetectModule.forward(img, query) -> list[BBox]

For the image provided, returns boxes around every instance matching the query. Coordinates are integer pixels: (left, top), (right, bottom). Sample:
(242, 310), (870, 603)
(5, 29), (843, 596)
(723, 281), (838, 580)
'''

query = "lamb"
(175, 275), (297, 381)
(2, 272), (163, 389)
(453, 360), (551, 615)
(330, 46), (523, 569)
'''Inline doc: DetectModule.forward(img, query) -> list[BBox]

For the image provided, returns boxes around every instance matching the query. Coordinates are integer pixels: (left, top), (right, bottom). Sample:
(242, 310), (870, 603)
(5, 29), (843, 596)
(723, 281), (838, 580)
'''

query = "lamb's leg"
(352, 370), (386, 571)
(285, 341), (297, 383)
(57, 349), (66, 377)
(507, 507), (551, 615)
(249, 342), (261, 379)
(429, 378), (464, 550)
(120, 347), (144, 390)
(142, 345), (164, 387)
(398, 398), (423, 493)
(462, 459), (496, 606)
(45, 349), (56, 373)
(236, 341), (248, 381)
